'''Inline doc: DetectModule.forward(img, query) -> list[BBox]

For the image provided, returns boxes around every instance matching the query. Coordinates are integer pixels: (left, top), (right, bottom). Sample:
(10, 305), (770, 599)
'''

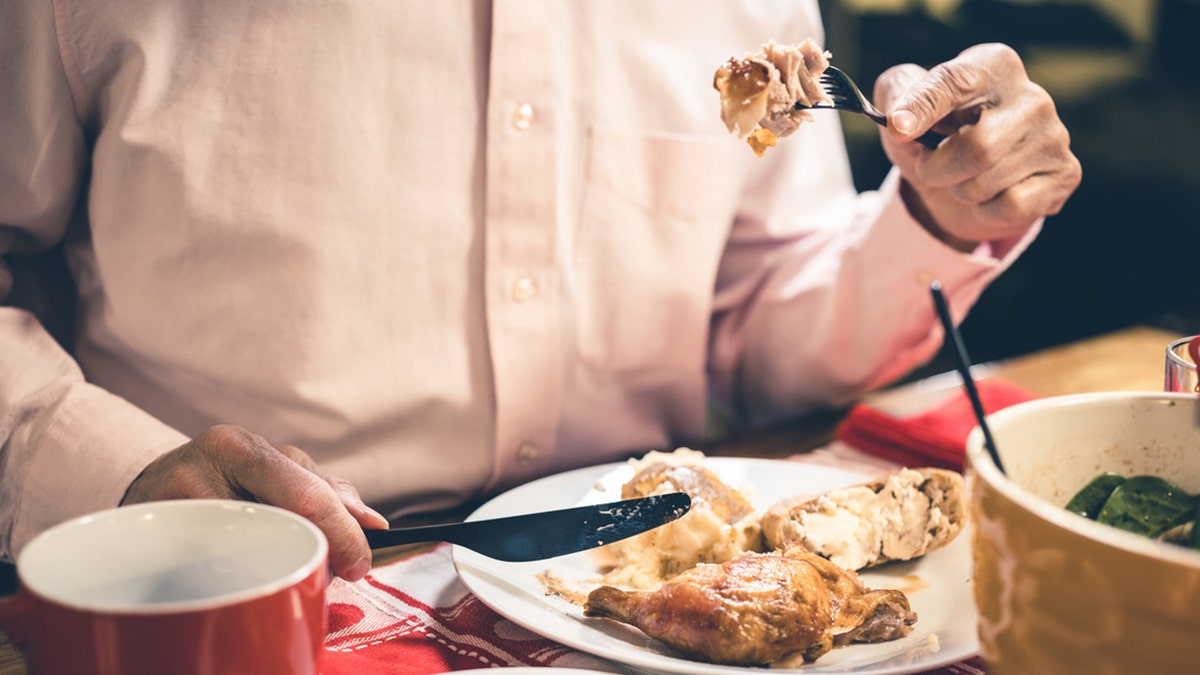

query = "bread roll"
(761, 467), (966, 571)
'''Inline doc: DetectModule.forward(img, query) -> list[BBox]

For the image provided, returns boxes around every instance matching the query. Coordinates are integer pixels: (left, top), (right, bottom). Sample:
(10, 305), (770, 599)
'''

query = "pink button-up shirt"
(0, 0), (1035, 558)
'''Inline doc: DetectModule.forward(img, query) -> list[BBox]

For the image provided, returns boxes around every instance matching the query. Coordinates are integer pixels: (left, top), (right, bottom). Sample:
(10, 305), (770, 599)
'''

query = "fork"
(797, 66), (945, 149)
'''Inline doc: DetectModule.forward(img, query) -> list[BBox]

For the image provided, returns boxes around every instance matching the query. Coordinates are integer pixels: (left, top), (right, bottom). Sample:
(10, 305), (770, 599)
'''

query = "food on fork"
(713, 39), (831, 156)
(761, 467), (967, 570)
(590, 448), (762, 589)
(584, 546), (917, 665)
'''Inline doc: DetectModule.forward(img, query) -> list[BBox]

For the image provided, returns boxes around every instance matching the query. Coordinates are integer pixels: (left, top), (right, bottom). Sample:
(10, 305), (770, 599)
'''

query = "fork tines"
(817, 75), (850, 103)
(790, 73), (848, 110)
(803, 66), (946, 148)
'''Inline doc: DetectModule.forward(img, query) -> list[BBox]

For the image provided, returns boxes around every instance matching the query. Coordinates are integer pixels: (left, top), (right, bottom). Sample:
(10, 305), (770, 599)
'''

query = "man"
(0, 1), (1079, 580)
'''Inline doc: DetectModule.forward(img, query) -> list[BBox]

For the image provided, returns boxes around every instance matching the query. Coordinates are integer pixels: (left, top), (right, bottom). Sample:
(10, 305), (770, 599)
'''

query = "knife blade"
(364, 491), (691, 562)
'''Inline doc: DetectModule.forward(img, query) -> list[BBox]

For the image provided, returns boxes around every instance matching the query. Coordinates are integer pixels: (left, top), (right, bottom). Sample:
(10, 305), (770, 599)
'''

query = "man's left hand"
(874, 43), (1082, 251)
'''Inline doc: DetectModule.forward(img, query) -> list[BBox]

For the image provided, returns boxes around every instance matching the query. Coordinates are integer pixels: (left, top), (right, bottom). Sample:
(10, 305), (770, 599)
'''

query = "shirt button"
(915, 270), (937, 287)
(515, 442), (540, 464)
(511, 102), (535, 131)
(511, 275), (538, 302)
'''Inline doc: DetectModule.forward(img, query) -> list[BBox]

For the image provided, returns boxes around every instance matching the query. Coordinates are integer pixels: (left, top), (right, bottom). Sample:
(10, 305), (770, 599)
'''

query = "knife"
(364, 492), (692, 562)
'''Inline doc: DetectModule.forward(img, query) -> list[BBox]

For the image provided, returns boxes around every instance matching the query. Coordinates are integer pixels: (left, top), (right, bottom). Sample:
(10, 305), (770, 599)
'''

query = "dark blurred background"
(818, 0), (1200, 370)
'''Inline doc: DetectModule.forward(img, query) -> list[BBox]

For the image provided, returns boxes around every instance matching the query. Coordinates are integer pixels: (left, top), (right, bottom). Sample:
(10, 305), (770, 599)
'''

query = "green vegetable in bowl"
(1065, 473), (1200, 550)
(1064, 472), (1126, 519)
(1096, 476), (1194, 537)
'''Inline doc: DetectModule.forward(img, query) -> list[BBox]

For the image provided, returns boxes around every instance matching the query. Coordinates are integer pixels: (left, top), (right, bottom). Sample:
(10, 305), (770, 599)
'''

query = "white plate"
(453, 458), (978, 674)
(453, 662), (614, 667)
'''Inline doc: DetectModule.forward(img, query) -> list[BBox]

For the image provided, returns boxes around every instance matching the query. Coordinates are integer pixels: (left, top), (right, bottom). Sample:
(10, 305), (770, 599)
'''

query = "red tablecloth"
(322, 544), (986, 675)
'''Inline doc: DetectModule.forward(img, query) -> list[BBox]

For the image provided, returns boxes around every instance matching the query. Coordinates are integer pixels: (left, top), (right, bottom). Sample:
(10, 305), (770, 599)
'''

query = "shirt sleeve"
(709, 125), (1039, 426)
(0, 0), (189, 561)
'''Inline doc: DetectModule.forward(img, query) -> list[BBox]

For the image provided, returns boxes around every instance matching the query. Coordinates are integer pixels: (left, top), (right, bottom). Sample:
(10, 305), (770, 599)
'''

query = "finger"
(215, 432), (373, 582)
(924, 98), (1072, 201)
(975, 169), (1080, 227)
(876, 64), (943, 147)
(249, 455), (373, 582)
(276, 443), (389, 530)
(907, 102), (1029, 192)
(333, 478), (391, 530)
(873, 63), (926, 120)
(938, 133), (1027, 203)
(915, 153), (1078, 243)
(274, 442), (321, 473)
(887, 44), (1022, 142)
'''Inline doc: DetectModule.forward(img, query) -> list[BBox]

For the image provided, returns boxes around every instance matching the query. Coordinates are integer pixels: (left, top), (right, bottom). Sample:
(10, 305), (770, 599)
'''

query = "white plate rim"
(451, 662), (614, 667)
(452, 457), (979, 674)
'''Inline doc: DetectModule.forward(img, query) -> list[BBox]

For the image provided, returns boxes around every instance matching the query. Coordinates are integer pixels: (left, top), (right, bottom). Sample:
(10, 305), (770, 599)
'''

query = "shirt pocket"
(573, 126), (747, 373)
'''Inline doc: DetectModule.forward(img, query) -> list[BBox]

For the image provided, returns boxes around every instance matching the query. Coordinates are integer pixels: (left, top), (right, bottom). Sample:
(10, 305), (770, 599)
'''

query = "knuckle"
(326, 474), (356, 494)
(985, 42), (1020, 65)
(900, 60), (986, 125)
(1021, 83), (1060, 126)
(200, 424), (257, 451)
(193, 425), (299, 499)
(276, 443), (319, 472)
(197, 424), (274, 465)
(874, 63), (925, 107)
(1066, 154), (1083, 187)
(927, 61), (984, 102)
(963, 42), (1023, 73)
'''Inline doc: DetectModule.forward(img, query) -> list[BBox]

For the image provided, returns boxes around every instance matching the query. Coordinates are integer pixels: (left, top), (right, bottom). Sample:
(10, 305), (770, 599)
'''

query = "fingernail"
(892, 109), (918, 135)
(358, 503), (389, 528)
(344, 556), (371, 582)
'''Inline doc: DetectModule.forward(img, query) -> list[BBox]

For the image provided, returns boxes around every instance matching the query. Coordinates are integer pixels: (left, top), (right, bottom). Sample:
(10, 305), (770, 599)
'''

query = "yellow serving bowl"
(965, 392), (1200, 675)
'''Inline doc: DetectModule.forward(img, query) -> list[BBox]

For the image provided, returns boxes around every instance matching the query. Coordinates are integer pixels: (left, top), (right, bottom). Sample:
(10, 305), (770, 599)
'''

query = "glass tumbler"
(1164, 335), (1199, 393)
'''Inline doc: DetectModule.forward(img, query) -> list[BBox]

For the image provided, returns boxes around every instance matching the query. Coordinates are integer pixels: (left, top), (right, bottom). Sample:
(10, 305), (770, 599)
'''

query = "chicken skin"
(584, 546), (916, 665)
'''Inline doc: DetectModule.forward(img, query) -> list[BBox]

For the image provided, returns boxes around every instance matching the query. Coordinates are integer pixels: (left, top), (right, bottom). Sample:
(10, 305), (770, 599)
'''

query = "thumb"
(873, 63), (928, 140)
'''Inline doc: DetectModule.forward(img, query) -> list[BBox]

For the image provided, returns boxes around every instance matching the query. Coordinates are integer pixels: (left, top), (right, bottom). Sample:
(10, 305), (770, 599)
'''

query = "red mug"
(0, 500), (328, 674)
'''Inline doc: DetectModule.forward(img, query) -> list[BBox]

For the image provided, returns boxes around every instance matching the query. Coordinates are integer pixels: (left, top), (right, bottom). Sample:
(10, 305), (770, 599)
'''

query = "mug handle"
(0, 592), (29, 648)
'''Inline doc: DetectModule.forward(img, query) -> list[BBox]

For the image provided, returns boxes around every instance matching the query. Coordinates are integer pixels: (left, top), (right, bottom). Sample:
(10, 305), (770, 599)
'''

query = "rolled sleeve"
(712, 167), (1040, 425)
(0, 309), (188, 560)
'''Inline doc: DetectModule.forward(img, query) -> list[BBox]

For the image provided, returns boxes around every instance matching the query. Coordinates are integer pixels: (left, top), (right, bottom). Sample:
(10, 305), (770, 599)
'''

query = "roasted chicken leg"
(584, 546), (916, 665)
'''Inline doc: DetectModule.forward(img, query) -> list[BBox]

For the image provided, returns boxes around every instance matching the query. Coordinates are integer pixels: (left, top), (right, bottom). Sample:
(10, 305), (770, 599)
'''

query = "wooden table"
(0, 325), (1180, 673)
(695, 325), (1181, 461)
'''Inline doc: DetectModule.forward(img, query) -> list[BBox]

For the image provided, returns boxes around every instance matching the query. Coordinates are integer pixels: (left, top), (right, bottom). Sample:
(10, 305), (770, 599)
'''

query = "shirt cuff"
(7, 382), (188, 559)
(877, 168), (1042, 267)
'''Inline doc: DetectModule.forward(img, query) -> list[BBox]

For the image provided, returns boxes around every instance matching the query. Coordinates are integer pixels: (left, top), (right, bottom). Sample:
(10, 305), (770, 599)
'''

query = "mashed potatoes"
(591, 448), (763, 589)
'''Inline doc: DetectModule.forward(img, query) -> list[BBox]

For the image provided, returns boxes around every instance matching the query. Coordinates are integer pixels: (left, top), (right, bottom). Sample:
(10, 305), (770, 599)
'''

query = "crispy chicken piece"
(584, 546), (916, 666)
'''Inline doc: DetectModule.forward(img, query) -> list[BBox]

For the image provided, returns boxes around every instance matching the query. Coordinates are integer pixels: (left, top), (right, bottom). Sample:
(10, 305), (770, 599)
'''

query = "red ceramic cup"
(0, 500), (328, 674)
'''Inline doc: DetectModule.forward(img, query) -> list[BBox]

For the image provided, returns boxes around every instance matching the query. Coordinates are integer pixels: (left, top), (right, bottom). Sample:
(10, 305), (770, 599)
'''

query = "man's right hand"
(121, 424), (388, 581)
